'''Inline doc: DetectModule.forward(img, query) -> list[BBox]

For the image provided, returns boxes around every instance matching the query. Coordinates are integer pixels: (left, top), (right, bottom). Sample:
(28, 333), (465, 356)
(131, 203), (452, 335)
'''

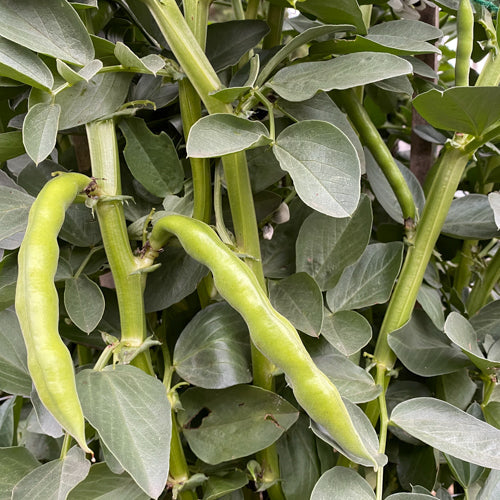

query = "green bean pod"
(16, 173), (92, 455)
(149, 215), (385, 469)
(455, 0), (474, 87)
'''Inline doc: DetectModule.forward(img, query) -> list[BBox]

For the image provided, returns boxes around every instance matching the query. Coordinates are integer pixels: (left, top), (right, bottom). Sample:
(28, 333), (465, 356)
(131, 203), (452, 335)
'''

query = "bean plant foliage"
(0, 0), (500, 499)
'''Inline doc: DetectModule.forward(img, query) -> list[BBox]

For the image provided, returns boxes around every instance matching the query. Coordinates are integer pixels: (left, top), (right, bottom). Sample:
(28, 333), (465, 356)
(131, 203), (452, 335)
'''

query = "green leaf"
(206, 21), (269, 72)
(397, 444), (437, 492)
(11, 447), (90, 500)
(436, 369), (476, 410)
(209, 86), (252, 104)
(417, 284), (445, 330)
(64, 275), (105, 334)
(0, 0), (94, 65)
(30, 389), (64, 439)
(388, 310), (470, 377)
(56, 59), (103, 84)
(365, 150), (425, 223)
(444, 312), (500, 375)
(30, 73), (132, 130)
(59, 204), (101, 247)
(0, 253), (18, 311)
(0, 131), (25, 162)
(273, 120), (361, 218)
(187, 114), (272, 158)
(390, 397), (500, 470)
(173, 302), (252, 389)
(144, 246), (208, 313)
(0, 447), (40, 500)
(321, 310), (372, 357)
(268, 273), (323, 337)
(369, 19), (443, 41)
(412, 87), (500, 136)
(0, 37), (53, 91)
(114, 42), (165, 75)
(310, 466), (375, 500)
(0, 398), (14, 447)
(0, 308), (31, 396)
(68, 463), (149, 500)
(178, 385), (299, 465)
(386, 494), (436, 500)
(295, 195), (372, 289)
(22, 104), (61, 165)
(276, 414), (321, 500)
(442, 194), (500, 239)
(77, 365), (171, 499)
(477, 470), (500, 500)
(0, 186), (34, 243)
(119, 117), (184, 197)
(326, 242), (404, 313)
(202, 471), (248, 500)
(489, 192), (500, 230)
(278, 93), (364, 171)
(268, 52), (412, 102)
(470, 300), (500, 341)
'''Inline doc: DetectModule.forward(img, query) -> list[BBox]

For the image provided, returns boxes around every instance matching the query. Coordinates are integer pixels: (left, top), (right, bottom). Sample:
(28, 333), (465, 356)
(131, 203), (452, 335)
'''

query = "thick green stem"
(332, 89), (416, 223)
(262, 4), (284, 49)
(375, 369), (389, 500)
(467, 247), (500, 315)
(86, 120), (152, 374)
(245, 0), (260, 19)
(454, 239), (477, 296)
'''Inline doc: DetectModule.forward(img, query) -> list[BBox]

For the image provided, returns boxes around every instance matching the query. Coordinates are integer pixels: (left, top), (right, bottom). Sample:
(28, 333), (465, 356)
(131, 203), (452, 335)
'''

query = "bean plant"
(0, 0), (500, 499)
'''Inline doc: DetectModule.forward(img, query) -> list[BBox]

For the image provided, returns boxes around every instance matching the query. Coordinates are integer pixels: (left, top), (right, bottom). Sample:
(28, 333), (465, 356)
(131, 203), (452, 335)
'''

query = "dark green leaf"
(471, 300), (500, 342)
(390, 397), (500, 470)
(268, 273), (323, 337)
(202, 471), (247, 500)
(442, 194), (500, 239)
(187, 114), (272, 157)
(326, 242), (404, 313)
(388, 310), (470, 377)
(0, 132), (25, 163)
(173, 302), (252, 389)
(11, 447), (90, 500)
(0, 37), (53, 91)
(295, 195), (372, 289)
(119, 117), (183, 197)
(0, 398), (15, 447)
(0, 253), (18, 311)
(22, 103), (61, 165)
(0, 447), (40, 500)
(397, 444), (437, 491)
(77, 365), (171, 499)
(273, 120), (361, 218)
(178, 385), (299, 465)
(59, 204), (101, 247)
(268, 53), (412, 102)
(436, 369), (476, 410)
(413, 87), (500, 136)
(0, 308), (31, 396)
(310, 466), (375, 500)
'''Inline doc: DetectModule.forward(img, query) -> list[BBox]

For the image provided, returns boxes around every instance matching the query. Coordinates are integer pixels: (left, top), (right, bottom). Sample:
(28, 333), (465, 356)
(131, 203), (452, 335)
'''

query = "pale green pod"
(150, 214), (385, 469)
(16, 173), (92, 455)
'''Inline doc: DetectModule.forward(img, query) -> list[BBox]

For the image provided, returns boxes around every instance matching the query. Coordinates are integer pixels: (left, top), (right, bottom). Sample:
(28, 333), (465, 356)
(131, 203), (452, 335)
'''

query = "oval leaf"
(23, 104), (61, 165)
(0, 447), (40, 499)
(311, 466), (375, 500)
(64, 275), (105, 334)
(173, 302), (252, 389)
(390, 397), (500, 470)
(0, 186), (34, 243)
(187, 114), (272, 158)
(273, 120), (361, 218)
(0, 0), (94, 65)
(178, 385), (299, 465)
(268, 52), (412, 102)
(77, 365), (171, 499)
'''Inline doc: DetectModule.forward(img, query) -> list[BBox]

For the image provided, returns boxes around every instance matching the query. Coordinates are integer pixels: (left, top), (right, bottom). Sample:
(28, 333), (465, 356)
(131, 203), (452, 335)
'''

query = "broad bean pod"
(147, 214), (385, 469)
(15, 172), (93, 455)
(455, 0), (474, 86)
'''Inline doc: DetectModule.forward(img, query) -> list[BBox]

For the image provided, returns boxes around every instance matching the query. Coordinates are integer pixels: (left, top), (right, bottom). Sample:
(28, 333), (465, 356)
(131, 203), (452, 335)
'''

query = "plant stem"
(60, 433), (73, 459)
(467, 247), (500, 315)
(86, 119), (153, 375)
(375, 365), (389, 500)
(245, 0), (260, 19)
(262, 4), (284, 49)
(332, 89), (416, 224)
(454, 239), (477, 297)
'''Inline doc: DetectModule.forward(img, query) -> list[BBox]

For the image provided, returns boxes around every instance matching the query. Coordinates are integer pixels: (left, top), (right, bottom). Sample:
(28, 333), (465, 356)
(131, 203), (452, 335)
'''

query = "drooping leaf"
(412, 87), (500, 136)
(173, 302), (252, 389)
(326, 242), (404, 313)
(64, 275), (105, 334)
(0, 131), (25, 162)
(268, 273), (323, 337)
(0, 37), (53, 91)
(295, 195), (372, 289)
(11, 447), (90, 500)
(321, 310), (372, 357)
(0, 447), (40, 500)
(0, 186), (33, 243)
(273, 120), (361, 218)
(268, 52), (412, 102)
(388, 310), (470, 377)
(310, 466), (375, 500)
(22, 103), (61, 165)
(67, 463), (149, 500)
(119, 117), (184, 197)
(178, 385), (299, 465)
(187, 114), (272, 157)
(390, 397), (500, 470)
(77, 365), (171, 499)
(0, 0), (94, 65)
